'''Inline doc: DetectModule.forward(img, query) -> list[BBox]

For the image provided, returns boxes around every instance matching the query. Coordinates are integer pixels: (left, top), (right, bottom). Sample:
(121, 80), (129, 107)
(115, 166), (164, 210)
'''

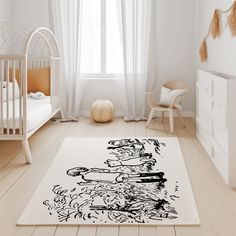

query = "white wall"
(9, 0), (197, 116)
(0, 0), (11, 22)
(11, 0), (50, 28)
(156, 0), (197, 115)
(78, 79), (124, 116)
(197, 0), (236, 76)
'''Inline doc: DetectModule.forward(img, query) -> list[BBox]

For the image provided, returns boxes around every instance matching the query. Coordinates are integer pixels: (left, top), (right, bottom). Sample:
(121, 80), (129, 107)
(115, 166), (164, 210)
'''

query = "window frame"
(80, 0), (124, 79)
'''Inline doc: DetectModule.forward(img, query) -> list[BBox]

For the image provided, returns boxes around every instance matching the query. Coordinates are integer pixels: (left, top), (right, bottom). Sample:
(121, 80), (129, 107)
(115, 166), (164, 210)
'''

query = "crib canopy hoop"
(0, 22), (60, 59)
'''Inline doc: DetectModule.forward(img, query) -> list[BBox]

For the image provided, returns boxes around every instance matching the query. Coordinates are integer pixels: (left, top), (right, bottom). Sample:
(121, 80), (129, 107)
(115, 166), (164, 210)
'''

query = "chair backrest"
(163, 81), (188, 108)
(146, 81), (189, 109)
(163, 81), (187, 90)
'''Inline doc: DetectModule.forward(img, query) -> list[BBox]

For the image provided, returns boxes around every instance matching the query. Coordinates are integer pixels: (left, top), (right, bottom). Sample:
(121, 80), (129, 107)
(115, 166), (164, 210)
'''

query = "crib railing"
(0, 56), (60, 139)
(28, 58), (50, 69)
(0, 56), (27, 139)
(28, 57), (60, 112)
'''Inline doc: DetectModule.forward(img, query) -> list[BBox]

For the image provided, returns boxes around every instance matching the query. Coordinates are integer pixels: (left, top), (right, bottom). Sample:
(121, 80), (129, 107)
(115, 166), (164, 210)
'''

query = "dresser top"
(198, 69), (236, 80)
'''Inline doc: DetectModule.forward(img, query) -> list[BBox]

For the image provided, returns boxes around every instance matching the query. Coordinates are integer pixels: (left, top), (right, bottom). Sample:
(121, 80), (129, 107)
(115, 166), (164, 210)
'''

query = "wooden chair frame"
(146, 81), (188, 133)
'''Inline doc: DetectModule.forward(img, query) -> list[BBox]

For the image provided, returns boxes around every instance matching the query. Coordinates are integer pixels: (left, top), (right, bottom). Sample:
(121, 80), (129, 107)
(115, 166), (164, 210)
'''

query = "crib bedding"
(0, 96), (52, 132)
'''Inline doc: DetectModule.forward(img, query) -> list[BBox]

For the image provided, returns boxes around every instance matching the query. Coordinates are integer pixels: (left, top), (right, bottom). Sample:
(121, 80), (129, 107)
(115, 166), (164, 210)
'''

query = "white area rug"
(18, 137), (199, 225)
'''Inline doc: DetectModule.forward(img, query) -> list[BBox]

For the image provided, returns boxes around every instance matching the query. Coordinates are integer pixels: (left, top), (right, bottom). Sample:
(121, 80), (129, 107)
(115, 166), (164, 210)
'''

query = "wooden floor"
(0, 117), (236, 236)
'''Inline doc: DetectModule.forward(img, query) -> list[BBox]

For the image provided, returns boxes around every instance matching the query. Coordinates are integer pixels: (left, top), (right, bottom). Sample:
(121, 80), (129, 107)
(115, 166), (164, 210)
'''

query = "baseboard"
(182, 111), (196, 120)
(80, 110), (196, 119)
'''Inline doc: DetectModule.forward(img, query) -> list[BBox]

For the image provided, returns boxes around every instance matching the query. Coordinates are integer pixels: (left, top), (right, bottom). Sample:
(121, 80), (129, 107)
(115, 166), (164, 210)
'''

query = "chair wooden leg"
(176, 109), (185, 128)
(21, 139), (32, 164)
(161, 111), (165, 123)
(146, 109), (155, 127)
(59, 109), (64, 119)
(169, 109), (174, 134)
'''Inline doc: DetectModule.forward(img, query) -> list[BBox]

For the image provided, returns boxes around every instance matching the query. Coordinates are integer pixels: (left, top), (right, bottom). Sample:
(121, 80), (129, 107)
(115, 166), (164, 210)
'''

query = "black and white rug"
(18, 138), (199, 225)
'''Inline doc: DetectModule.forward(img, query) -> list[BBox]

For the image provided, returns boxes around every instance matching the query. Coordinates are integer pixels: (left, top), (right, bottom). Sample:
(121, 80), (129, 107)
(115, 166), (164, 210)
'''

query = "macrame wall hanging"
(199, 0), (236, 62)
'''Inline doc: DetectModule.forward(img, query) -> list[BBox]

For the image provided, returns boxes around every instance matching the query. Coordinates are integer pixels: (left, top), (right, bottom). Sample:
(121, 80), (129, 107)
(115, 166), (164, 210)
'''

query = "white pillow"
(30, 92), (46, 99)
(0, 80), (20, 102)
(159, 86), (186, 108)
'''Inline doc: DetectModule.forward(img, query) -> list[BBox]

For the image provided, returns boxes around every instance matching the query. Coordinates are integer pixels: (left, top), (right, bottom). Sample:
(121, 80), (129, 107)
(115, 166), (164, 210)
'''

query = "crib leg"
(21, 139), (32, 164)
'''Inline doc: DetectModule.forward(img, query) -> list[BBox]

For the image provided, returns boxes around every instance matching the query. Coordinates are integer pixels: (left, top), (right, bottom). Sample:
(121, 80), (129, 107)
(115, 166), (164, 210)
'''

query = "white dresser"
(196, 70), (236, 187)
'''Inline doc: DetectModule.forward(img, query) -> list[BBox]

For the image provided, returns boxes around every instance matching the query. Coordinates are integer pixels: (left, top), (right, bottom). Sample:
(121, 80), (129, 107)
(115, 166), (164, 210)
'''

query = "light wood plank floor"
(0, 117), (236, 236)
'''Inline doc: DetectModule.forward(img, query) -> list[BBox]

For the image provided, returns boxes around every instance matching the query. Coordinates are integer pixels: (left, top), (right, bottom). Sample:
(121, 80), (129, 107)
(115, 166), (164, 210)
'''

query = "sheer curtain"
(50, 0), (83, 119)
(120, 0), (158, 121)
(49, 0), (157, 120)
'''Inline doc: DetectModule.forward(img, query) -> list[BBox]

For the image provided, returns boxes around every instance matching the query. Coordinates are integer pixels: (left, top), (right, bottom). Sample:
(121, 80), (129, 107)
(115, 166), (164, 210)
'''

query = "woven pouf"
(91, 99), (114, 123)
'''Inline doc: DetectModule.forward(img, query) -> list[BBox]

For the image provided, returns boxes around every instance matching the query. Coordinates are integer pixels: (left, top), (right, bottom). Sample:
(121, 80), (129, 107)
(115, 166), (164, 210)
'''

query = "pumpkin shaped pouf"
(91, 99), (114, 123)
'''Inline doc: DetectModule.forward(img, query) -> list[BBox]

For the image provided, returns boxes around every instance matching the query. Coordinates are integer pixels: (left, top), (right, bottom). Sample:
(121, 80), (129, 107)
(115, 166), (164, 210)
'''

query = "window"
(80, 0), (124, 78)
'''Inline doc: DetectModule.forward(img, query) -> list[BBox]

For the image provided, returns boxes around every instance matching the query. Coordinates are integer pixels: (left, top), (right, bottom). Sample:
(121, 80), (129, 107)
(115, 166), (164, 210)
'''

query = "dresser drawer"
(213, 77), (227, 108)
(198, 88), (212, 112)
(212, 103), (227, 129)
(211, 144), (228, 182)
(197, 105), (212, 131)
(198, 71), (212, 93)
(212, 123), (228, 152)
(196, 122), (212, 156)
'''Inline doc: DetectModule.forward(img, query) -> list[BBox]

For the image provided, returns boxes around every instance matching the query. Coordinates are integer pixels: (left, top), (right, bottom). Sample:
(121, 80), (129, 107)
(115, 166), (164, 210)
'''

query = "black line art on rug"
(67, 167), (167, 184)
(43, 138), (179, 224)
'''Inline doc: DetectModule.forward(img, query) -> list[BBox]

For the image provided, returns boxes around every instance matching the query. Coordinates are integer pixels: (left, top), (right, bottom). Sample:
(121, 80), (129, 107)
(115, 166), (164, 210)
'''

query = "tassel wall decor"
(199, 1), (236, 63)
(199, 39), (208, 62)
(210, 9), (221, 38)
(228, 1), (236, 36)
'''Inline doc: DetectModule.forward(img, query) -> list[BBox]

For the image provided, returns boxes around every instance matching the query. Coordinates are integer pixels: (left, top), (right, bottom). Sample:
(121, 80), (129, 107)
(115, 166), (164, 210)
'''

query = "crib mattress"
(0, 96), (52, 132)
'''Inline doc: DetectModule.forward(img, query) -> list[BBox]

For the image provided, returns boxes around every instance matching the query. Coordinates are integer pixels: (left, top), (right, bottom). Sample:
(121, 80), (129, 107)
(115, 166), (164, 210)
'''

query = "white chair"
(146, 81), (188, 133)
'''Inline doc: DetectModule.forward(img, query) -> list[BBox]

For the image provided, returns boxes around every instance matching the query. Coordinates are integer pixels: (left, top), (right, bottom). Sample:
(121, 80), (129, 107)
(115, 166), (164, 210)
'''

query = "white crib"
(0, 23), (61, 164)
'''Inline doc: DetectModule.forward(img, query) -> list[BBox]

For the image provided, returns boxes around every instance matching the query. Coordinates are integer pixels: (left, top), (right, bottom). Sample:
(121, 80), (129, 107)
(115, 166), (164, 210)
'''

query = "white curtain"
(50, 0), (83, 119)
(49, 0), (157, 120)
(120, 0), (158, 121)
